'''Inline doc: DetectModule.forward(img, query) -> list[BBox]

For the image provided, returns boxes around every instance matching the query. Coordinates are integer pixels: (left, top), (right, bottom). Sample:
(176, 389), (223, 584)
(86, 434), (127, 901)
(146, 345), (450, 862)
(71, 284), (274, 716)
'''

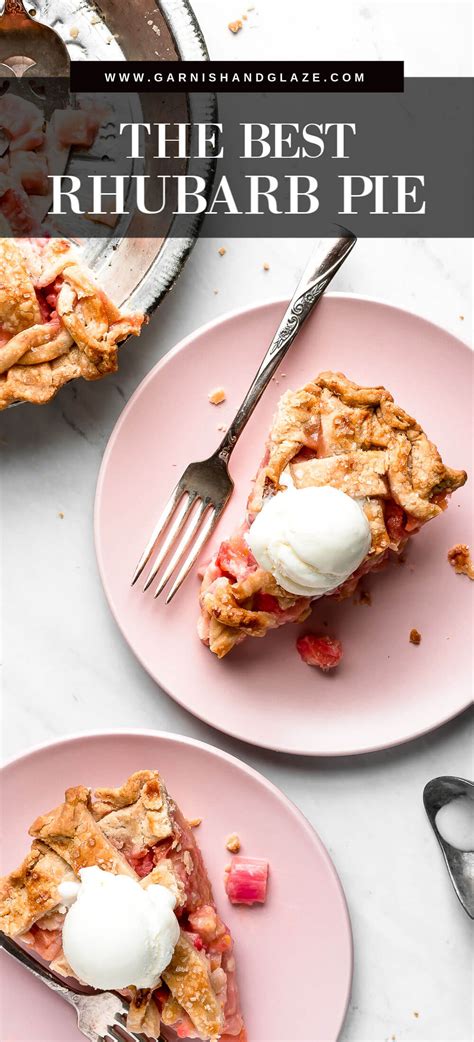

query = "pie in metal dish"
(0, 771), (246, 1041)
(199, 371), (467, 659)
(0, 237), (143, 409)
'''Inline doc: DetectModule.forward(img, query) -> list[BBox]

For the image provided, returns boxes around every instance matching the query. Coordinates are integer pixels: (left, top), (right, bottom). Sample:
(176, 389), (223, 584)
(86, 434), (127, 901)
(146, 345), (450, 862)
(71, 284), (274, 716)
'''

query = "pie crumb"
(355, 589), (371, 606)
(263, 262), (270, 271)
(208, 387), (226, 405)
(410, 628), (421, 645)
(70, 25), (79, 38)
(188, 817), (202, 828)
(413, 1012), (420, 1019)
(58, 511), (64, 519)
(226, 833), (241, 853)
(218, 246), (227, 256)
(228, 19), (243, 32)
(447, 543), (474, 580)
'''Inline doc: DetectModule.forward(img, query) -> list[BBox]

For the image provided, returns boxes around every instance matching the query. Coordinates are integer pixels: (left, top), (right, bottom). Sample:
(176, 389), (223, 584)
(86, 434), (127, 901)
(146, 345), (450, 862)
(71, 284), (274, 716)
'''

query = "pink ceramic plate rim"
(0, 729), (353, 1042)
(94, 294), (472, 755)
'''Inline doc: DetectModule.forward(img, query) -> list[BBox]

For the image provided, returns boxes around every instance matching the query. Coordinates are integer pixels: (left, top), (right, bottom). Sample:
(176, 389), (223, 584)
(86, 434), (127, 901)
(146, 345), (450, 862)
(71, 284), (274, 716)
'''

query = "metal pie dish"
(2, 0), (216, 316)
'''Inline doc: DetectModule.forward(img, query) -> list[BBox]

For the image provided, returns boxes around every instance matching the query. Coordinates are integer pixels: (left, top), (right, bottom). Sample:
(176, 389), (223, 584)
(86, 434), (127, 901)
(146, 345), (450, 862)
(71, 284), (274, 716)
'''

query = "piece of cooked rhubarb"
(296, 634), (343, 671)
(225, 857), (269, 906)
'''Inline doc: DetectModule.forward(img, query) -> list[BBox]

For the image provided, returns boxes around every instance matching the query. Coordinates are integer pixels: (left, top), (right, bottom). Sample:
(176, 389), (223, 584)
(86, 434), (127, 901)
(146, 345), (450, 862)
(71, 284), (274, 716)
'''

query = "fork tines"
(131, 482), (218, 603)
(102, 1008), (160, 1042)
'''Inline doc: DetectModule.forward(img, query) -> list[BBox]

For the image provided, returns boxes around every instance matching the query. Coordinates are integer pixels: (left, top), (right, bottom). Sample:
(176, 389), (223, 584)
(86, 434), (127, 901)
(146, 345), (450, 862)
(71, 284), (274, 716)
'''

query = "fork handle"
(0, 933), (77, 1008)
(217, 229), (356, 461)
(2, 0), (28, 16)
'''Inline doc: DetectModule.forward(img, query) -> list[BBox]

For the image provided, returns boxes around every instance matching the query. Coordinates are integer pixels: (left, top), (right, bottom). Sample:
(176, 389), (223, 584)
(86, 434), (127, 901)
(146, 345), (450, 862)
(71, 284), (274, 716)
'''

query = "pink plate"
(0, 730), (352, 1042)
(95, 296), (473, 755)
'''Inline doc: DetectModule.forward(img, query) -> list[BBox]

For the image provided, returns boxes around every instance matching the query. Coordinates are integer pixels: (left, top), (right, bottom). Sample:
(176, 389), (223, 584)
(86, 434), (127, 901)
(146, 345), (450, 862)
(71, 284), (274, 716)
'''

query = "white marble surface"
(1, 2), (473, 1041)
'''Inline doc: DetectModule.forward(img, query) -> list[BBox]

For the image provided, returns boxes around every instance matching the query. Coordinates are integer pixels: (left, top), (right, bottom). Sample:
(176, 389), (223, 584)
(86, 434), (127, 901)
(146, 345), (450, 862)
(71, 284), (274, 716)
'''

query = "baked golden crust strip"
(29, 785), (138, 878)
(0, 237), (144, 408)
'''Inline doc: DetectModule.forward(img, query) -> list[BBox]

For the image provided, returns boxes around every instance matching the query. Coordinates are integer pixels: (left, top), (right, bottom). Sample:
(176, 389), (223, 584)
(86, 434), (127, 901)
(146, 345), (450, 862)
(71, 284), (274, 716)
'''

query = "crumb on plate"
(409, 628), (421, 645)
(58, 511), (64, 519)
(263, 262), (270, 271)
(355, 589), (371, 606)
(228, 19), (243, 33)
(188, 817), (202, 828)
(208, 387), (226, 405)
(226, 833), (241, 853)
(218, 246), (227, 256)
(70, 25), (79, 38)
(447, 543), (474, 579)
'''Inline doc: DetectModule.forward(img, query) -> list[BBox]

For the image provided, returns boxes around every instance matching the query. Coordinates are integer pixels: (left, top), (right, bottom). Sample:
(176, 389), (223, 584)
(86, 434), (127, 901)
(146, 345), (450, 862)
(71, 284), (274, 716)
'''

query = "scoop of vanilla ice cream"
(246, 484), (371, 598)
(59, 866), (179, 991)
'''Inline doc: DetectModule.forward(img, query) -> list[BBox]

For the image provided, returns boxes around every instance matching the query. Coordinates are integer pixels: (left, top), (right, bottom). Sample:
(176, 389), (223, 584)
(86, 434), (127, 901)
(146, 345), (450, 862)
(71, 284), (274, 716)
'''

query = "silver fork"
(0, 933), (162, 1041)
(132, 230), (356, 602)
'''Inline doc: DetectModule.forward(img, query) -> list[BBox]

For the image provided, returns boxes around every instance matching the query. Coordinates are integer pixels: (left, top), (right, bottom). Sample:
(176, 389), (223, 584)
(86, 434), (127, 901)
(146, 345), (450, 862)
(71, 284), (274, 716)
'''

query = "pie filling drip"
(0, 771), (246, 1042)
(198, 371), (467, 658)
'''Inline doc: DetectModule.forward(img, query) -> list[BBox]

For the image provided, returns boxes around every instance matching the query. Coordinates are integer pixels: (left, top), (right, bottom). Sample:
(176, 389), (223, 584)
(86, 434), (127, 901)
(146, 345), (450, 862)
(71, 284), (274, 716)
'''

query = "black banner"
(0, 78), (471, 238)
(70, 60), (405, 94)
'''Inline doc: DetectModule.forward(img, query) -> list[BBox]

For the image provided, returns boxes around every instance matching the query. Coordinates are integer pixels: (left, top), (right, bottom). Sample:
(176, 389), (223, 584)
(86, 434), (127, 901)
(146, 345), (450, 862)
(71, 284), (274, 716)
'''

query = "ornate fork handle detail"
(217, 229), (356, 461)
(2, 0), (28, 16)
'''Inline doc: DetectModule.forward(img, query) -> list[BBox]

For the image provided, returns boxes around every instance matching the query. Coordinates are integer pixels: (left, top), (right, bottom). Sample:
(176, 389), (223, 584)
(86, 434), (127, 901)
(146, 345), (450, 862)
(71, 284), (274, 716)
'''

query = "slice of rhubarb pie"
(0, 770), (246, 1041)
(0, 237), (143, 409)
(199, 371), (467, 659)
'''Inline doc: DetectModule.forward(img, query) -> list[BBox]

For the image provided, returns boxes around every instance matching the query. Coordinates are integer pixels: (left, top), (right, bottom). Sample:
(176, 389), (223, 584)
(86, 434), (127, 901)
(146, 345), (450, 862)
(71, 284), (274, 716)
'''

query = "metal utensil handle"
(217, 229), (356, 461)
(0, 933), (77, 1007)
(2, 0), (28, 15)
